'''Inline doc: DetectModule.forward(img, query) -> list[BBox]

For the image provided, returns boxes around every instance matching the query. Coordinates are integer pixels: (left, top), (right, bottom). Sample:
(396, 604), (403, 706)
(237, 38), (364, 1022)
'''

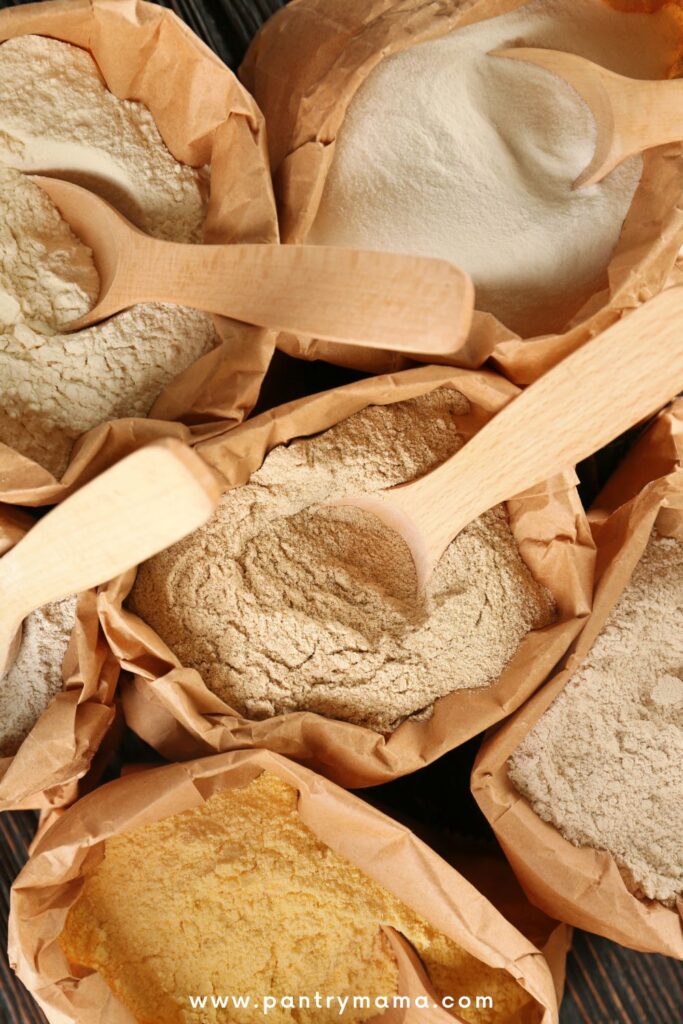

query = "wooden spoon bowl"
(494, 48), (683, 188)
(336, 288), (683, 591)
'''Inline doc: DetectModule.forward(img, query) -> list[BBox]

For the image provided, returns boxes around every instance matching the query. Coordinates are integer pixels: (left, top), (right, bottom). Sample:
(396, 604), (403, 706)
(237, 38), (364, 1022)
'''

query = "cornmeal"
(61, 773), (532, 1024)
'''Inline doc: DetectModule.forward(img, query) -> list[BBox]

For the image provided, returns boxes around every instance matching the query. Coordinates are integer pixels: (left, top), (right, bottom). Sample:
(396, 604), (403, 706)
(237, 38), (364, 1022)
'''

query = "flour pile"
(509, 532), (683, 906)
(0, 596), (76, 757)
(0, 35), (218, 477)
(61, 772), (532, 1024)
(130, 389), (556, 732)
(309, 0), (678, 336)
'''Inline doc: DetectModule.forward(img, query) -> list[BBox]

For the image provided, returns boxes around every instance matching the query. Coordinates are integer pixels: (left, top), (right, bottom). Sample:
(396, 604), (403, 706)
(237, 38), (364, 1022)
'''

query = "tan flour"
(0, 35), (218, 478)
(61, 771), (532, 1024)
(0, 595), (76, 757)
(509, 531), (683, 906)
(130, 389), (556, 732)
(0, 164), (97, 332)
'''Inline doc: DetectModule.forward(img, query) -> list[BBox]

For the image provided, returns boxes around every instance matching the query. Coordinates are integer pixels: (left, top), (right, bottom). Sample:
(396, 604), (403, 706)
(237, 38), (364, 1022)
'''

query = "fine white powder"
(0, 36), (218, 477)
(0, 595), (76, 757)
(309, 0), (677, 337)
(509, 532), (683, 906)
(130, 389), (556, 733)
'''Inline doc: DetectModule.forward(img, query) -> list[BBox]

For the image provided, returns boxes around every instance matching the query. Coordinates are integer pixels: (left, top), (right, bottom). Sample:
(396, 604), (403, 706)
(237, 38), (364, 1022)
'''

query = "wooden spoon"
(32, 176), (474, 357)
(0, 439), (221, 678)
(335, 287), (683, 593)
(493, 48), (683, 188)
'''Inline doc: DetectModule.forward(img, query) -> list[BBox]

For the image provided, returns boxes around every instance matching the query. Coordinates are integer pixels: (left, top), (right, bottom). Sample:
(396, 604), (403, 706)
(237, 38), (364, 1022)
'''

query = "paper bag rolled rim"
(8, 748), (561, 1024)
(240, 0), (683, 383)
(0, 0), (278, 507)
(0, 511), (119, 811)
(106, 364), (595, 788)
(472, 402), (683, 958)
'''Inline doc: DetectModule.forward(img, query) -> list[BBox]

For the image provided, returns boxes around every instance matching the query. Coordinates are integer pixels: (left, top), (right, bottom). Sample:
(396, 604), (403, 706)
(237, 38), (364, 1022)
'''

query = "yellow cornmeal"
(61, 773), (532, 1024)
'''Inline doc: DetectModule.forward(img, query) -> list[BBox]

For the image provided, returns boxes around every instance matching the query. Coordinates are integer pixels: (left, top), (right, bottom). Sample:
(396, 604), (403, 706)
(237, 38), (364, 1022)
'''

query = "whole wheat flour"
(509, 532), (683, 906)
(0, 36), (218, 478)
(130, 389), (556, 733)
(308, 0), (678, 337)
(0, 165), (97, 331)
(0, 595), (76, 758)
(61, 772), (533, 1024)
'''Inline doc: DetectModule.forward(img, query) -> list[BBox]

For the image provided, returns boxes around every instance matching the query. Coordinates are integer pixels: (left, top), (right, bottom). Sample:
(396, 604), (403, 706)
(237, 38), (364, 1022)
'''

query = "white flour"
(0, 36), (218, 478)
(130, 389), (556, 732)
(0, 595), (76, 757)
(509, 532), (683, 906)
(309, 0), (678, 336)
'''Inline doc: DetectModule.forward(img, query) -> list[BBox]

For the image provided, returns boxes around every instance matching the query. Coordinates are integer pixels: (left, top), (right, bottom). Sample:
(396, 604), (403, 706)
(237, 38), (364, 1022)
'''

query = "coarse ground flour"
(61, 772), (533, 1024)
(308, 0), (678, 337)
(0, 596), (76, 757)
(0, 35), (218, 478)
(130, 389), (556, 732)
(508, 531), (683, 906)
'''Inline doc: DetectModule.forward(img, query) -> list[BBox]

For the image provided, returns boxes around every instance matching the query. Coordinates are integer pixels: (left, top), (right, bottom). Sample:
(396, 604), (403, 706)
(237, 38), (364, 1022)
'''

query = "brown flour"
(509, 531), (683, 906)
(130, 390), (556, 732)
(0, 595), (76, 757)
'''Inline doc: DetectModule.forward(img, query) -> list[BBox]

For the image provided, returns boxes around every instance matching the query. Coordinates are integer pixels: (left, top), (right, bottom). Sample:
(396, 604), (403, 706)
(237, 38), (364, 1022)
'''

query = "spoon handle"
(111, 238), (474, 356)
(0, 440), (220, 664)
(393, 287), (683, 570)
(596, 75), (683, 180)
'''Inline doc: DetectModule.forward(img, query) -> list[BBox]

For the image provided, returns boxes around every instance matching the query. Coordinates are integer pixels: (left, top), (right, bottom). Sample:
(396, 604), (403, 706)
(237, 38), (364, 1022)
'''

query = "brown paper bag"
(0, 507), (120, 811)
(8, 748), (562, 1024)
(102, 365), (595, 788)
(0, 0), (278, 507)
(471, 399), (683, 957)
(447, 847), (571, 1009)
(241, 0), (683, 384)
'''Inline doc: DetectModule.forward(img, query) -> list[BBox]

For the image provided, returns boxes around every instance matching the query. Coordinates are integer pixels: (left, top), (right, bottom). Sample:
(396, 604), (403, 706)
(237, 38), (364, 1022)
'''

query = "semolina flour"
(130, 389), (556, 732)
(0, 36), (218, 478)
(509, 531), (683, 906)
(61, 772), (533, 1024)
(309, 0), (678, 336)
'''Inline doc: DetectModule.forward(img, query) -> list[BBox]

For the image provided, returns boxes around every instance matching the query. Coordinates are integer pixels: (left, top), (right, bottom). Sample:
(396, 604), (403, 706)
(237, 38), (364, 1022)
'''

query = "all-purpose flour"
(130, 389), (556, 733)
(509, 532), (683, 906)
(309, 0), (678, 336)
(0, 36), (218, 477)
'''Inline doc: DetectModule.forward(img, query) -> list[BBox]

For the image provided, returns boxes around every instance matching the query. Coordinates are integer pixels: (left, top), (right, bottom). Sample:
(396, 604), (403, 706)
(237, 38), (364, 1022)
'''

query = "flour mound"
(0, 35), (205, 241)
(0, 36), (218, 478)
(130, 389), (556, 733)
(509, 532), (683, 906)
(0, 595), (76, 757)
(309, 0), (677, 336)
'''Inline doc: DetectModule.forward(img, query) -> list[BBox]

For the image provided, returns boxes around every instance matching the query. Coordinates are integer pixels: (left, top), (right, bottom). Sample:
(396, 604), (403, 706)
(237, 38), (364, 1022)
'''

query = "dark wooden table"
(0, 1), (681, 1021)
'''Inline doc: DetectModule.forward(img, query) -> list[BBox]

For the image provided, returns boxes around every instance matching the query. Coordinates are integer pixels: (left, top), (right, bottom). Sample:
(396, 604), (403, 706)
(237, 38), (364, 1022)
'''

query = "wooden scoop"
(0, 439), (221, 678)
(493, 48), (683, 188)
(336, 286), (683, 593)
(32, 176), (473, 357)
